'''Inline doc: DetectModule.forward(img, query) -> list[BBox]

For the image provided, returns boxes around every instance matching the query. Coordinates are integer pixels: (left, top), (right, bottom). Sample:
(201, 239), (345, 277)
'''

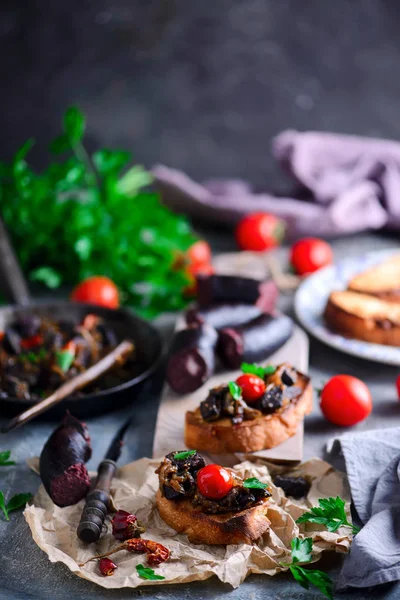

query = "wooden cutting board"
(153, 324), (309, 465)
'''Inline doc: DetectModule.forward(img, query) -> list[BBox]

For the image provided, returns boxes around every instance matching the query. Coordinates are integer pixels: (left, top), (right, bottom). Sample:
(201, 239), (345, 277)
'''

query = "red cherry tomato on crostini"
(290, 237), (333, 275)
(197, 464), (234, 500)
(71, 276), (120, 309)
(236, 374), (266, 403)
(235, 213), (285, 252)
(186, 240), (212, 266)
(319, 375), (372, 426)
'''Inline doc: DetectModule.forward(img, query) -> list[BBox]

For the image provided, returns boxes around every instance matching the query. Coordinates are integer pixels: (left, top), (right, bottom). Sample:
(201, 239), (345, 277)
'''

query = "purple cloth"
(152, 129), (400, 238)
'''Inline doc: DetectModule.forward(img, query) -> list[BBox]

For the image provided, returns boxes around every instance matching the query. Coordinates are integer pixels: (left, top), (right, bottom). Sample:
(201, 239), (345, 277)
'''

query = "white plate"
(294, 248), (400, 366)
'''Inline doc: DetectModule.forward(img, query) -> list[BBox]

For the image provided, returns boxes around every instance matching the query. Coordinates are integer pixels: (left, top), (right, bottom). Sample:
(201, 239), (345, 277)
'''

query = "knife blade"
(77, 416), (131, 544)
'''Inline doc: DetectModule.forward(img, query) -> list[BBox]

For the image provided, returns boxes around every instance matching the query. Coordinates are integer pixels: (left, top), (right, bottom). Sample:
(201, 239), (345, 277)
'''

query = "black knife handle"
(77, 460), (117, 544)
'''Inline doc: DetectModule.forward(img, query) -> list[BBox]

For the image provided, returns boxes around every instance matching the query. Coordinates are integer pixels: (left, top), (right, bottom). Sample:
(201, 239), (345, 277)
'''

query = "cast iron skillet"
(0, 218), (164, 419)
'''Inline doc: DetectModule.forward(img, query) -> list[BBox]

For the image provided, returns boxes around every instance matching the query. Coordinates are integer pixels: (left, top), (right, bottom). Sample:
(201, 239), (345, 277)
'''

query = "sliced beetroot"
(166, 324), (217, 394)
(218, 313), (293, 369)
(39, 412), (92, 507)
(185, 303), (263, 329)
(196, 274), (278, 313)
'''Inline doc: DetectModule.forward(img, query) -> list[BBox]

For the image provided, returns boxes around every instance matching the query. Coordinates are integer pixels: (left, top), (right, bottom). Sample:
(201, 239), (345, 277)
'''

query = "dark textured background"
(2, 0), (400, 187)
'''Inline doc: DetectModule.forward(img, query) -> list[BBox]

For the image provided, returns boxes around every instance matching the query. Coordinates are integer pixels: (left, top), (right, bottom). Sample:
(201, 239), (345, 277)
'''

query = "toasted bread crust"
(348, 255), (400, 300)
(184, 374), (312, 453)
(324, 293), (400, 346)
(156, 489), (270, 544)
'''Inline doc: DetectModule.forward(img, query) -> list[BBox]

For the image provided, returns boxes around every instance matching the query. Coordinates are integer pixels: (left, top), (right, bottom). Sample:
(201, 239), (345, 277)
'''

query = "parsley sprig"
(0, 107), (197, 318)
(296, 496), (360, 535)
(136, 564), (165, 580)
(282, 537), (333, 599)
(0, 450), (15, 467)
(241, 363), (276, 378)
(0, 491), (32, 521)
(228, 381), (242, 400)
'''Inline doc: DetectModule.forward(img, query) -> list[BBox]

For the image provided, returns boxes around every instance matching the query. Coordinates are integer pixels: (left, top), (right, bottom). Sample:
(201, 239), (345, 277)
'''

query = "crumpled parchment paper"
(24, 457), (352, 589)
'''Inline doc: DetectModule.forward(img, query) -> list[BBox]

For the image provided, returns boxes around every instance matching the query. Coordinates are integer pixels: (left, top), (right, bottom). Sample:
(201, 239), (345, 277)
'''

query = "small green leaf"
(74, 236), (92, 260)
(0, 451), (15, 467)
(228, 381), (242, 400)
(241, 363), (276, 378)
(0, 492), (9, 520)
(174, 450), (196, 461)
(64, 106), (85, 143)
(14, 138), (35, 163)
(290, 565), (333, 599)
(30, 266), (61, 289)
(291, 537), (312, 564)
(296, 496), (358, 533)
(49, 134), (71, 154)
(92, 149), (131, 175)
(243, 477), (268, 490)
(116, 165), (153, 197)
(6, 493), (32, 514)
(136, 564), (165, 581)
(55, 350), (75, 372)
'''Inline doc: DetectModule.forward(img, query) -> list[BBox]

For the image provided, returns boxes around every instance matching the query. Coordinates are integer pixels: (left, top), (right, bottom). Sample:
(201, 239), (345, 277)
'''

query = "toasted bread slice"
(348, 255), (400, 302)
(324, 290), (400, 345)
(184, 370), (312, 454)
(156, 489), (270, 545)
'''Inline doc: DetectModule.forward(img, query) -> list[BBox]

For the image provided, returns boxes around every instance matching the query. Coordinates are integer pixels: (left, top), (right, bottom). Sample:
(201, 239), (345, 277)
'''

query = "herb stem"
(72, 141), (98, 188)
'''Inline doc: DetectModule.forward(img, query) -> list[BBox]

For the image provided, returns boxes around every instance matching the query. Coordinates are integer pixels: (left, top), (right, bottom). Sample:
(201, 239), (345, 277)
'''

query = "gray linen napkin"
(153, 129), (399, 237)
(327, 428), (400, 589)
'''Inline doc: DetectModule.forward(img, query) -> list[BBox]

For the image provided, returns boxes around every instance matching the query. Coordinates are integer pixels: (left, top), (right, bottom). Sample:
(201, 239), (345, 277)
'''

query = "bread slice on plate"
(185, 364), (312, 454)
(156, 489), (270, 545)
(348, 255), (400, 302)
(324, 290), (400, 345)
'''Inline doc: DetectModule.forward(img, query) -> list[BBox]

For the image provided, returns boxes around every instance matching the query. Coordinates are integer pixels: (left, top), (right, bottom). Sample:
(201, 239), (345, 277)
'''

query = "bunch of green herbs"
(0, 107), (197, 318)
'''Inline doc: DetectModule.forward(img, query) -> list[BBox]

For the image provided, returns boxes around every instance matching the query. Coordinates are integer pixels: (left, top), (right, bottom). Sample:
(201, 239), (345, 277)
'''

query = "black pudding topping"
(257, 385), (283, 414)
(273, 475), (310, 499)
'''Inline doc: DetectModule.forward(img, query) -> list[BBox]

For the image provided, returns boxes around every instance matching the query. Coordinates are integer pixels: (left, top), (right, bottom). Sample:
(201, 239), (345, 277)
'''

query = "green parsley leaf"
(0, 451), (15, 466)
(174, 450), (196, 461)
(296, 496), (359, 534)
(241, 362), (277, 378)
(290, 565), (333, 599)
(0, 492), (8, 520)
(291, 537), (313, 564)
(243, 477), (268, 490)
(0, 492), (31, 521)
(136, 564), (165, 581)
(64, 106), (85, 144)
(30, 266), (61, 289)
(49, 134), (71, 155)
(228, 381), (242, 400)
(55, 350), (75, 372)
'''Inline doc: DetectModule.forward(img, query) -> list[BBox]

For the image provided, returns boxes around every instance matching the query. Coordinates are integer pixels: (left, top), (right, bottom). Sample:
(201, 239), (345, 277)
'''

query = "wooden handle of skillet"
(1, 340), (134, 433)
(0, 216), (31, 305)
(77, 460), (116, 543)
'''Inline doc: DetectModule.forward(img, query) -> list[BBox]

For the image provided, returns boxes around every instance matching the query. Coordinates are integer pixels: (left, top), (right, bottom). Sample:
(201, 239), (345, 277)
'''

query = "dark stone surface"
(1, 231), (400, 599)
(2, 0), (400, 187)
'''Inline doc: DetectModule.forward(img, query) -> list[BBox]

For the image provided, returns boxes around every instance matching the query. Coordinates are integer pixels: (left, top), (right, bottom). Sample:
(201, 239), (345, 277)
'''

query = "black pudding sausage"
(196, 274), (278, 313)
(39, 412), (92, 507)
(217, 313), (294, 369)
(185, 303), (263, 329)
(166, 324), (218, 394)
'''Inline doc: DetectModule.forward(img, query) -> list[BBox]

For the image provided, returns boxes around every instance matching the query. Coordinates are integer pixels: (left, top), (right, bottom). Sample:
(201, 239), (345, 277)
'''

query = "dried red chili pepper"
(99, 558), (117, 576)
(79, 538), (170, 568)
(111, 509), (143, 540)
(21, 334), (43, 350)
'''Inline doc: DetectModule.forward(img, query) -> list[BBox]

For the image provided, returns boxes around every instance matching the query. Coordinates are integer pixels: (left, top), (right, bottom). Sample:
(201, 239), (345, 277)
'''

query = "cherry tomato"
(319, 375), (372, 426)
(186, 240), (212, 266)
(396, 375), (400, 400)
(235, 213), (285, 252)
(21, 334), (43, 350)
(71, 276), (120, 309)
(290, 237), (333, 275)
(197, 464), (234, 500)
(236, 374), (266, 403)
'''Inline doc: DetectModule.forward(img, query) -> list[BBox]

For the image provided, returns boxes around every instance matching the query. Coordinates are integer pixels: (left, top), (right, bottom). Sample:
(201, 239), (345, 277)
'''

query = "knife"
(77, 417), (131, 544)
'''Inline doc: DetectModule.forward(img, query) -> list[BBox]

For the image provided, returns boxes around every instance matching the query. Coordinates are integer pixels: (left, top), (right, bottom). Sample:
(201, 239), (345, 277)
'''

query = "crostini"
(155, 450), (271, 545)
(184, 363), (312, 453)
(324, 290), (400, 346)
(347, 255), (400, 303)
